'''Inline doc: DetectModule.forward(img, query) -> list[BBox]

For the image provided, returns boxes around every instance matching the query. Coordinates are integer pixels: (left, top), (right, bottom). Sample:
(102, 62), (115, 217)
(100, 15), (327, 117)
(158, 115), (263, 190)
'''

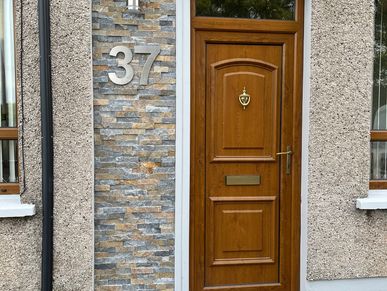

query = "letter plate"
(225, 175), (261, 186)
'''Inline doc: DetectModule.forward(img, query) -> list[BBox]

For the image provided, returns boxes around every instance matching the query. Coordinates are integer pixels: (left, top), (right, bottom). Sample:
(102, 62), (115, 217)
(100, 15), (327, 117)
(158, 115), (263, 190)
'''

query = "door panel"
(205, 43), (281, 287)
(209, 50), (280, 162)
(190, 18), (303, 291)
(209, 197), (277, 263)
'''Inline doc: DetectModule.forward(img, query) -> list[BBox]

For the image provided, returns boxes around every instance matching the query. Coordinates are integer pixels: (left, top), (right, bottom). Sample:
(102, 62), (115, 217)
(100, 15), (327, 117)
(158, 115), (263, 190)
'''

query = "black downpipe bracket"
(38, 0), (54, 290)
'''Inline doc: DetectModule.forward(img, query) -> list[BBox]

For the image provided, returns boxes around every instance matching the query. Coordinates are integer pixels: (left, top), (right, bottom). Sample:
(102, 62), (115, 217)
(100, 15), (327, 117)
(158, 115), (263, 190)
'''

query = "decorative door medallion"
(190, 1), (304, 290)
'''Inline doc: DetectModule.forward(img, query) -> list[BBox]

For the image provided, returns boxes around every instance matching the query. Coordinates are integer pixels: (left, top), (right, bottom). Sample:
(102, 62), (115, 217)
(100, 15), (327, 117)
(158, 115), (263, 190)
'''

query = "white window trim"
(0, 195), (35, 218)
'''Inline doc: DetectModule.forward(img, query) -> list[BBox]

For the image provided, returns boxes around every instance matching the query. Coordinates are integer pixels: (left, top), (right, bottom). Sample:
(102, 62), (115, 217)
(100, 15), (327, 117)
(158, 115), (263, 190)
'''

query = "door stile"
(290, 29), (305, 291)
(190, 30), (207, 291)
(278, 35), (296, 289)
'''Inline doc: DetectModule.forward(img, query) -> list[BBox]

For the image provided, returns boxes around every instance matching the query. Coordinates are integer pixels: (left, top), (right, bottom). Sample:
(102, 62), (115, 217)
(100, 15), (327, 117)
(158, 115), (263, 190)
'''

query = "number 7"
(134, 45), (161, 85)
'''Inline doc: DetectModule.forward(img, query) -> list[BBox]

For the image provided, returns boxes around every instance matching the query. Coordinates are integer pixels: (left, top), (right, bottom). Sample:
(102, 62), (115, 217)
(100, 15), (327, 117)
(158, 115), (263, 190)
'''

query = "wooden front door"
(190, 1), (304, 290)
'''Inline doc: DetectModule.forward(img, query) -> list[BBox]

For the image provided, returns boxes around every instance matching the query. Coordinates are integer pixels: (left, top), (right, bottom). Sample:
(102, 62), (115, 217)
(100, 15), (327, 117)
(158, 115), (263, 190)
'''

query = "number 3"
(108, 46), (134, 85)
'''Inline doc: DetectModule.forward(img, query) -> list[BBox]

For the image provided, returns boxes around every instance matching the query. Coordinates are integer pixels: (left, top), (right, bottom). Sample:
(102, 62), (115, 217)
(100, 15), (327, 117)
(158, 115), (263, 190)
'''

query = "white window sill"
(356, 190), (387, 210)
(0, 195), (36, 218)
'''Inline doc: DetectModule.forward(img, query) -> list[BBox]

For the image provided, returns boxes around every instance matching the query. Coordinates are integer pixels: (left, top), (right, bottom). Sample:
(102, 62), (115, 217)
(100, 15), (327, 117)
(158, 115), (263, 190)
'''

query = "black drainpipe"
(38, 0), (54, 290)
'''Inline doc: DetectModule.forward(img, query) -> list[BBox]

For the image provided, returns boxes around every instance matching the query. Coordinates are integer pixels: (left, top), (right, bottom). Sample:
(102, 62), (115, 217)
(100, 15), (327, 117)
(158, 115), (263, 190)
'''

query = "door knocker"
(239, 87), (251, 110)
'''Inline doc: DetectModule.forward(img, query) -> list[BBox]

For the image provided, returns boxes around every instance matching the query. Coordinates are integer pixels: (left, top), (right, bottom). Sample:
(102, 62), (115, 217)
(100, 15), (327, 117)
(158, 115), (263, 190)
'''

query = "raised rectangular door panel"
(209, 51), (280, 162)
(210, 197), (277, 265)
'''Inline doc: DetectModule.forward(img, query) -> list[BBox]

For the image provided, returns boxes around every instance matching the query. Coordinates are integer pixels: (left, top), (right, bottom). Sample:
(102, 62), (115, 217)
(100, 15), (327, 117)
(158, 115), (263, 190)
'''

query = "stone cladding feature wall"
(93, 0), (176, 290)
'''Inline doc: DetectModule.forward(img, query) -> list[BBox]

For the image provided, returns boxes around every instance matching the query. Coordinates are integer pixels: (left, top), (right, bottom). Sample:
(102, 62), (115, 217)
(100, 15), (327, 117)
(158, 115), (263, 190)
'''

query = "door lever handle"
(276, 146), (292, 175)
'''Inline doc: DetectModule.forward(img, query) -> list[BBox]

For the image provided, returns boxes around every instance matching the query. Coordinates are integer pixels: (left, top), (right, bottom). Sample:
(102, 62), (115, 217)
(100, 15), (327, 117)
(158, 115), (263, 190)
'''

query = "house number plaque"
(108, 45), (161, 86)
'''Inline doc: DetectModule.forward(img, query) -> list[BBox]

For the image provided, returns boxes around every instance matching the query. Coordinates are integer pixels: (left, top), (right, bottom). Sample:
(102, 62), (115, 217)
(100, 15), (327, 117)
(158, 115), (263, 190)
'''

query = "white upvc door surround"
(174, 1), (308, 289)
(175, 0), (191, 290)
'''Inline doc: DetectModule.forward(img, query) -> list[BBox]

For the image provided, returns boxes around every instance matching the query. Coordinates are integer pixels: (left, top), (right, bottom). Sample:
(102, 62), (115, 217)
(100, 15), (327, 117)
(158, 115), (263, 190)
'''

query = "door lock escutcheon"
(276, 146), (292, 175)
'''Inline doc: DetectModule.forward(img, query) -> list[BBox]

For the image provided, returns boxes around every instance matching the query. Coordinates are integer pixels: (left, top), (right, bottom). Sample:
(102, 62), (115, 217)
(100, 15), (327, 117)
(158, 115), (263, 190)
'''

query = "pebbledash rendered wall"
(308, 0), (387, 280)
(0, 0), (94, 290)
(92, 0), (176, 289)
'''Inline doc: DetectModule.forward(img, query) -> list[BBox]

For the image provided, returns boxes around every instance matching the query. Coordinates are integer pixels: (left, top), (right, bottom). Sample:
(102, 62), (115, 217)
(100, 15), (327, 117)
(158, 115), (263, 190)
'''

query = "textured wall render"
(308, 0), (387, 280)
(0, 1), (94, 290)
(51, 0), (94, 290)
(0, 1), (42, 290)
(93, 0), (176, 290)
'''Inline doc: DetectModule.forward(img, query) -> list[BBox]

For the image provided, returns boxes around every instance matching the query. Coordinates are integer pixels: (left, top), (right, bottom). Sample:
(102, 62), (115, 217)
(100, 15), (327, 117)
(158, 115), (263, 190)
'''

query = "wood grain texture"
(369, 180), (387, 189)
(0, 128), (18, 139)
(369, 132), (387, 187)
(190, 2), (304, 288)
(370, 131), (387, 141)
(0, 183), (20, 194)
(205, 42), (281, 286)
(190, 16), (302, 291)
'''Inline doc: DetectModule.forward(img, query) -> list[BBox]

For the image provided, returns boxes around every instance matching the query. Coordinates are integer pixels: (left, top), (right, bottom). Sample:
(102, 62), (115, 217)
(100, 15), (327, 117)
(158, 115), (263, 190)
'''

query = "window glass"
(373, 0), (387, 130)
(0, 0), (19, 190)
(196, 0), (295, 20)
(371, 1), (387, 183)
(371, 141), (387, 179)
(0, 140), (18, 183)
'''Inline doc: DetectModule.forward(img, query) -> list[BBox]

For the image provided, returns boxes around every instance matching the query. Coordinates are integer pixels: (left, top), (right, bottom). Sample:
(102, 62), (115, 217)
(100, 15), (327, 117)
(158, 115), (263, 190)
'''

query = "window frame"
(0, 129), (19, 194)
(370, 132), (387, 189)
(0, 0), (20, 195)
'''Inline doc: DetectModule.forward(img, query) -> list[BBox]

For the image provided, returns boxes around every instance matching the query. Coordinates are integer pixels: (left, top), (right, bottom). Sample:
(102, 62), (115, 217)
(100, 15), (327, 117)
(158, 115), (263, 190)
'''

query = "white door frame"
(174, 0), (191, 290)
(174, 1), (310, 290)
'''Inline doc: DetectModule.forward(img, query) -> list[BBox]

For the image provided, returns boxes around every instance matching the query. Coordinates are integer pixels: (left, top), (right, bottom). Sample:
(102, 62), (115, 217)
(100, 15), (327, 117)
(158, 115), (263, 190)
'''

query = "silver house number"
(108, 46), (134, 85)
(108, 45), (161, 86)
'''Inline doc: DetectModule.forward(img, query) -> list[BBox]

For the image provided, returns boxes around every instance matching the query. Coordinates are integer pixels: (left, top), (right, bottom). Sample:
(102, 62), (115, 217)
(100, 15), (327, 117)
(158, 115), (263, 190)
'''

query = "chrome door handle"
(276, 146), (292, 175)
